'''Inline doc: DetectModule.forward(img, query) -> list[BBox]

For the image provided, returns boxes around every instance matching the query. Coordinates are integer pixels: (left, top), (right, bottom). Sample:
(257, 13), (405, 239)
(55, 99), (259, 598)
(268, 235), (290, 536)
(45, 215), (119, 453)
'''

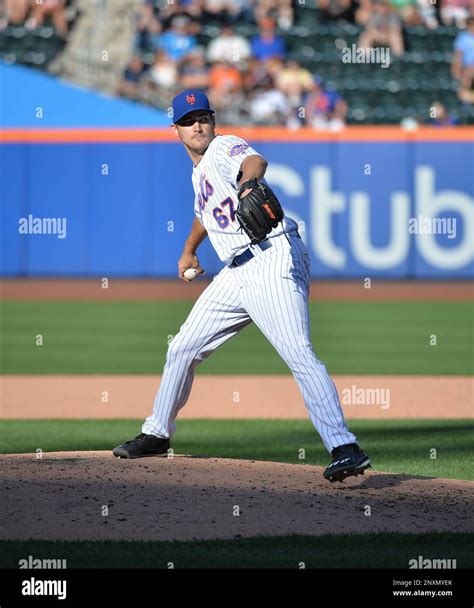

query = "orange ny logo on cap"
(186, 94), (196, 105)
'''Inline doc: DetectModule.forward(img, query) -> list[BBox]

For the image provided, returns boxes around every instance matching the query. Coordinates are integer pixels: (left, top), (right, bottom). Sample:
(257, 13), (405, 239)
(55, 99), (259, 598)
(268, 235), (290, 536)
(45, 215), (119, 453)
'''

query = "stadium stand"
(0, 0), (473, 125)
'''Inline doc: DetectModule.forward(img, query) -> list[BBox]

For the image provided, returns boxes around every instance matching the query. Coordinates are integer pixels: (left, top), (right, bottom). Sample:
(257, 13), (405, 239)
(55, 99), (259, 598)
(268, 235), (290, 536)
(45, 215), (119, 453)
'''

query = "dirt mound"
(1, 452), (472, 541)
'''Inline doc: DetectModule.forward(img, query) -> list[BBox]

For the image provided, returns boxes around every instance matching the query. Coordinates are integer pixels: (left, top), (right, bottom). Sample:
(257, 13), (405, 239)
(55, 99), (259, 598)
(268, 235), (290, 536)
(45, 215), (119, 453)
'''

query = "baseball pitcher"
(113, 90), (371, 483)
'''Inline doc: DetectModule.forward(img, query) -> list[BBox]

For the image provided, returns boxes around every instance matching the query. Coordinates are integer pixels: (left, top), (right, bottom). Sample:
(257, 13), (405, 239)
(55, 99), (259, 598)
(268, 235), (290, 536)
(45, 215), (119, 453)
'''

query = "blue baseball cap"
(172, 90), (215, 124)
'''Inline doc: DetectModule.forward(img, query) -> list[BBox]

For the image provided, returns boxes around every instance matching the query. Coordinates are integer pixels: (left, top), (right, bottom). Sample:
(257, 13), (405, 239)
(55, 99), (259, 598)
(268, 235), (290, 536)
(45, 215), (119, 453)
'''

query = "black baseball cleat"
(113, 433), (170, 459)
(323, 443), (371, 483)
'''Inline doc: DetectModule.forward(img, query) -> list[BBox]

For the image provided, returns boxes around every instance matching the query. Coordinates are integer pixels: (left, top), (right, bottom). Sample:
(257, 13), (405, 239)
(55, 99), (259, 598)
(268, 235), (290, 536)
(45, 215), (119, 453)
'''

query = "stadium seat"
(24, 51), (47, 66)
(234, 24), (258, 38)
(8, 25), (26, 40)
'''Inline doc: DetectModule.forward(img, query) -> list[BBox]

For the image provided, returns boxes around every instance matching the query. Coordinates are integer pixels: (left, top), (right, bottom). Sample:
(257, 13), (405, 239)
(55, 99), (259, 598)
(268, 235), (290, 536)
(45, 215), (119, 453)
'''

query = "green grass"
(0, 301), (472, 374)
(1, 419), (472, 480)
(0, 533), (472, 568)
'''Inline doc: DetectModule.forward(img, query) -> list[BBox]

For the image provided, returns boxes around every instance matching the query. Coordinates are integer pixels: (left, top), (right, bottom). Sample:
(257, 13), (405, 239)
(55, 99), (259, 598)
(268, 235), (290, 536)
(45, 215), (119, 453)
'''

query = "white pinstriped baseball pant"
(142, 231), (358, 452)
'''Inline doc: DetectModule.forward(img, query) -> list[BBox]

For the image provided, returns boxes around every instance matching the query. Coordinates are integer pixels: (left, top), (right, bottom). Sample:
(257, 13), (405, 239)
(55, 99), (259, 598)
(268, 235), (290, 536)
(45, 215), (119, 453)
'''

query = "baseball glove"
(236, 179), (284, 245)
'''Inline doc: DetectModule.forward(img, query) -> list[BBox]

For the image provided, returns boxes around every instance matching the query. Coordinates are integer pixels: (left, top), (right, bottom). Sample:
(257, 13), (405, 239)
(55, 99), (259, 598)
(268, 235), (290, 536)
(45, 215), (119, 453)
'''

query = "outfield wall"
(1, 128), (473, 278)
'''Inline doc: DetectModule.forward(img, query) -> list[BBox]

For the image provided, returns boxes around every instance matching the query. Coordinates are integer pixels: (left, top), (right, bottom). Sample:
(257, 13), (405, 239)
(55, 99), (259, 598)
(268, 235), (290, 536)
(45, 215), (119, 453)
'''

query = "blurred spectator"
(201, 0), (254, 24)
(458, 70), (474, 104)
(158, 0), (202, 35)
(135, 0), (162, 50)
(180, 0), (204, 21)
(441, 0), (472, 29)
(248, 76), (291, 124)
(250, 17), (286, 60)
(452, 16), (474, 80)
(276, 60), (314, 110)
(452, 16), (474, 104)
(207, 56), (246, 124)
(229, 0), (256, 23)
(355, 0), (374, 25)
(208, 59), (244, 94)
(317, 0), (354, 23)
(242, 56), (273, 94)
(207, 24), (251, 64)
(153, 15), (197, 61)
(210, 89), (247, 124)
(254, 0), (295, 30)
(24, 0), (68, 39)
(265, 55), (285, 80)
(427, 101), (459, 125)
(179, 47), (210, 90)
(416, 0), (438, 29)
(1, 0), (30, 28)
(387, 0), (421, 24)
(147, 50), (178, 89)
(117, 55), (147, 100)
(139, 50), (179, 110)
(358, 0), (404, 57)
(356, 0), (418, 25)
(202, 0), (233, 23)
(304, 77), (347, 131)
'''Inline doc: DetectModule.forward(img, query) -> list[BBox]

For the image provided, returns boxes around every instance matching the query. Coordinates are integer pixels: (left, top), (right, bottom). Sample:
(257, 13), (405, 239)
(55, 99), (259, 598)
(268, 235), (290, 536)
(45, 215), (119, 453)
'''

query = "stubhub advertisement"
(1, 138), (473, 278)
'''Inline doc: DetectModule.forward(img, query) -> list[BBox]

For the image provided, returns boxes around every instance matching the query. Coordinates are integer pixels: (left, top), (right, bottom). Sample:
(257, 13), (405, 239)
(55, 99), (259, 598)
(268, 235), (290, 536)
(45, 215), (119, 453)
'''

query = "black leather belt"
(230, 231), (300, 268)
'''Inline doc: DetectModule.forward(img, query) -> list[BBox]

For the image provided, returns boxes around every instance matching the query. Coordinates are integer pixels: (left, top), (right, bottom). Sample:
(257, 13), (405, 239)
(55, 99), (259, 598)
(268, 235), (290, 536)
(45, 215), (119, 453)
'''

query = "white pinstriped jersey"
(192, 134), (298, 265)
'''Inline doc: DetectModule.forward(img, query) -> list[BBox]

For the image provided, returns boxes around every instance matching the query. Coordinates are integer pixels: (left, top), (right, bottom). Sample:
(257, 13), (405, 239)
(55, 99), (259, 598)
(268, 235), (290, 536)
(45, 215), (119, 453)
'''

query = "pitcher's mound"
(1, 451), (472, 541)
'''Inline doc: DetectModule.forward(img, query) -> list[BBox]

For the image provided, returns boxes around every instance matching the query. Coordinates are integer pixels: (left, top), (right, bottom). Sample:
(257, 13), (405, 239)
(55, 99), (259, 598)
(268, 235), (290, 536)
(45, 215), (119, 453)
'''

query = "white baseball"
(184, 268), (199, 280)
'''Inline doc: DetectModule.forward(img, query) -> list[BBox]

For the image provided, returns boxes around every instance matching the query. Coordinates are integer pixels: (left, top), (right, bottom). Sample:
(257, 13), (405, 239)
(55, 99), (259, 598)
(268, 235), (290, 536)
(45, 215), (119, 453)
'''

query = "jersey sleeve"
(214, 135), (263, 187)
(193, 195), (204, 225)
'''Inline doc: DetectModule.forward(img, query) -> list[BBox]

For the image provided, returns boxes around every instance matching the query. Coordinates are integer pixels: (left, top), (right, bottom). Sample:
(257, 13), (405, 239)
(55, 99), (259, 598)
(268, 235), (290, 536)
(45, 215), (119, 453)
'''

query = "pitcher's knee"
(166, 333), (198, 363)
(283, 345), (327, 375)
